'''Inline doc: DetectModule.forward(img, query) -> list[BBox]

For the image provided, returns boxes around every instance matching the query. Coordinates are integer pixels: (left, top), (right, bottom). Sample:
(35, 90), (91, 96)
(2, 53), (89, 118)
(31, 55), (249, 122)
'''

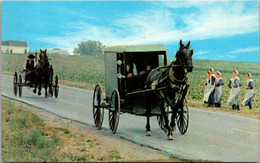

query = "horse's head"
(39, 49), (48, 63)
(38, 49), (50, 69)
(175, 40), (193, 72)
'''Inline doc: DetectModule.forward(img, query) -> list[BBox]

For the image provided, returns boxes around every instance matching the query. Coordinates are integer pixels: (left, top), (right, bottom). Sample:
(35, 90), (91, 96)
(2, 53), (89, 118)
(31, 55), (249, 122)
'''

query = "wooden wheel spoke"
(109, 89), (120, 134)
(92, 84), (104, 129)
(177, 110), (188, 134)
(181, 117), (186, 131)
(13, 73), (18, 96)
(179, 121), (183, 132)
(109, 113), (114, 131)
(94, 111), (98, 122)
(175, 98), (189, 135)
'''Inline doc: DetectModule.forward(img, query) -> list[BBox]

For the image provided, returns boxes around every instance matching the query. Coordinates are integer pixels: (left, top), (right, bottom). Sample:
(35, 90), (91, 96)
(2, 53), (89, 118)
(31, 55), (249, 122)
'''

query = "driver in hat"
(23, 54), (36, 83)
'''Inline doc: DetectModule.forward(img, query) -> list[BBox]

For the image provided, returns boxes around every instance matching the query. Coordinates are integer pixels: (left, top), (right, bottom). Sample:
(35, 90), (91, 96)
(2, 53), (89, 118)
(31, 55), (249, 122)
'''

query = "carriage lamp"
(117, 73), (125, 79)
(117, 60), (122, 66)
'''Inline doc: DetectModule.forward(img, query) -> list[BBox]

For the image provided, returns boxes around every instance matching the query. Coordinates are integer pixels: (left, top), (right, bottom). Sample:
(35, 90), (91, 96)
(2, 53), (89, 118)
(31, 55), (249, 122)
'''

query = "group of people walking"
(201, 68), (255, 110)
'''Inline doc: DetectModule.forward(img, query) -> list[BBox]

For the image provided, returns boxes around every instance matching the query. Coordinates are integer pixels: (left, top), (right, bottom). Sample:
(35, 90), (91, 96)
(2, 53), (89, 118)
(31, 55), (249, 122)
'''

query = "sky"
(2, 1), (259, 62)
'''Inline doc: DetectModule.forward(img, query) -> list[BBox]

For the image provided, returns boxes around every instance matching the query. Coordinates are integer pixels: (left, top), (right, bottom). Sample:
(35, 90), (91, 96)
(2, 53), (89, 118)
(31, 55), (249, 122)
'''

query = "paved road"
(1, 74), (259, 162)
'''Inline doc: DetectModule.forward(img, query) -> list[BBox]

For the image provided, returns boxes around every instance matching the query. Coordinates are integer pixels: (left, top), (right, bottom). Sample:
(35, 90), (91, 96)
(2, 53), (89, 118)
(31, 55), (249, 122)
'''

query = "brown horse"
(33, 49), (53, 98)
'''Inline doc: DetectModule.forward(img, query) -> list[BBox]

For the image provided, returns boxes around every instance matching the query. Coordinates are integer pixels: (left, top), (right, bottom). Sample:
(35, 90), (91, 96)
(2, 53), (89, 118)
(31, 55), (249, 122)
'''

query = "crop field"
(1, 53), (259, 116)
(1, 53), (105, 89)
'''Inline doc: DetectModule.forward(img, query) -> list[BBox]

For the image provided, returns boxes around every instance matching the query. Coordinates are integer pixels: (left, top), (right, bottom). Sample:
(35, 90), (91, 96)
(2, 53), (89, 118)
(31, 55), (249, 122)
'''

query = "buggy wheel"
(49, 85), (53, 97)
(157, 115), (167, 133)
(13, 72), (18, 96)
(54, 75), (59, 98)
(157, 115), (165, 130)
(109, 89), (120, 134)
(18, 74), (23, 97)
(92, 84), (104, 130)
(176, 98), (189, 134)
(157, 105), (170, 132)
(49, 73), (53, 97)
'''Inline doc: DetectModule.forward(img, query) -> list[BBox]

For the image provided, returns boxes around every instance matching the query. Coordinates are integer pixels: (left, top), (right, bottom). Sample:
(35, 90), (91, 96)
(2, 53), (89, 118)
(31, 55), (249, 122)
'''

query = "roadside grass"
(1, 53), (259, 118)
(1, 98), (125, 162)
(1, 99), (59, 162)
(109, 149), (123, 160)
(189, 100), (259, 119)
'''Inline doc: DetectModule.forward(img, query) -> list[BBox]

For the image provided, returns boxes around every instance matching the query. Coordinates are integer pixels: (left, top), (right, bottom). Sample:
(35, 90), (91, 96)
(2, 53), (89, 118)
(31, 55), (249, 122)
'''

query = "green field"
(1, 53), (259, 117)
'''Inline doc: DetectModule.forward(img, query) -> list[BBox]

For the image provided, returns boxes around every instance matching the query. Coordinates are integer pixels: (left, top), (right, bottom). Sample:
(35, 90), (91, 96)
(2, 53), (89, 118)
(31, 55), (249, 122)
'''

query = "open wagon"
(92, 45), (189, 134)
(13, 71), (59, 98)
(13, 52), (59, 98)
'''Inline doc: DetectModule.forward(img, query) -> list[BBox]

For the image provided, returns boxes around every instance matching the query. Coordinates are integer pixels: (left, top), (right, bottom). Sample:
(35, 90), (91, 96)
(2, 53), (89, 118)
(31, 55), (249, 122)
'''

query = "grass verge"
(1, 98), (127, 162)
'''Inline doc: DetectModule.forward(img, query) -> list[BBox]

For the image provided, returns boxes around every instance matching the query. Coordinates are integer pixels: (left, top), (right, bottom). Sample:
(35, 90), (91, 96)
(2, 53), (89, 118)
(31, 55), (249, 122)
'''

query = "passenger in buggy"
(137, 65), (152, 88)
(125, 64), (153, 111)
(139, 65), (152, 75)
(23, 54), (36, 83)
(125, 55), (137, 78)
(126, 64), (152, 93)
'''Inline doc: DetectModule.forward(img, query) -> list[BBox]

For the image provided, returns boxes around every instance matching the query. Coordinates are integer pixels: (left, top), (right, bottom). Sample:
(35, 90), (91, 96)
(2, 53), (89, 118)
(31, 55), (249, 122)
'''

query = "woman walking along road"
(227, 70), (240, 110)
(214, 71), (224, 107)
(242, 73), (255, 109)
(201, 68), (215, 107)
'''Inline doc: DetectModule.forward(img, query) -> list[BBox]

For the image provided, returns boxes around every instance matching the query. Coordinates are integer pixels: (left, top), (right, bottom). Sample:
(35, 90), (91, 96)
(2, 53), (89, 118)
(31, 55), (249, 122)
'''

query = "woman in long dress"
(242, 73), (255, 109)
(214, 71), (224, 107)
(201, 68), (215, 106)
(227, 70), (240, 110)
(201, 72), (211, 103)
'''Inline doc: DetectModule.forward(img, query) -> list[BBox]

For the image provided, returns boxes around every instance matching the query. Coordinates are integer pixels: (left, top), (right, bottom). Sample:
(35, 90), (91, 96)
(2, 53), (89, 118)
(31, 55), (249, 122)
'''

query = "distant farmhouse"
(1, 41), (29, 54)
(47, 48), (70, 55)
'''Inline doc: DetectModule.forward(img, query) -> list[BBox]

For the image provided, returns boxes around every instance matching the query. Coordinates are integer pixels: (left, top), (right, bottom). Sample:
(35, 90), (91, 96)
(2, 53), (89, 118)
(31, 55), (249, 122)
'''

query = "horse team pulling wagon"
(13, 49), (59, 98)
(93, 40), (193, 140)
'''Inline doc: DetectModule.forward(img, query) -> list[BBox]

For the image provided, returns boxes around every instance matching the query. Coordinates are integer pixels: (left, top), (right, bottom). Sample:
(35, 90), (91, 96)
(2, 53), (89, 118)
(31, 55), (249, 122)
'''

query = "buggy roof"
(104, 44), (167, 53)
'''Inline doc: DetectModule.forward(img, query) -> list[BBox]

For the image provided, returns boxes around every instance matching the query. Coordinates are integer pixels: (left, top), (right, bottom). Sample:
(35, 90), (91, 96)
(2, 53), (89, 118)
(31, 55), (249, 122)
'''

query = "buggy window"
(158, 54), (165, 67)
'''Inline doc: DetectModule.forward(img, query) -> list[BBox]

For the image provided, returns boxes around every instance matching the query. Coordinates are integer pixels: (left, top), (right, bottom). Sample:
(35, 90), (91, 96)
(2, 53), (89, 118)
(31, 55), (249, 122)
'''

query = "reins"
(147, 45), (192, 88)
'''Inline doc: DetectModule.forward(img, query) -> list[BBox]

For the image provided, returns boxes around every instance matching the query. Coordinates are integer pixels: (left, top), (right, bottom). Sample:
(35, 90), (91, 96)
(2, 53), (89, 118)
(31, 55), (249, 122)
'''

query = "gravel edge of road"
(2, 94), (190, 162)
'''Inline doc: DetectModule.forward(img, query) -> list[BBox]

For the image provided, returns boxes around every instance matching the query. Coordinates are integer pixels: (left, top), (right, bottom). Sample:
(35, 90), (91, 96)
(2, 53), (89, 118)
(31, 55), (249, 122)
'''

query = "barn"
(1, 41), (29, 54)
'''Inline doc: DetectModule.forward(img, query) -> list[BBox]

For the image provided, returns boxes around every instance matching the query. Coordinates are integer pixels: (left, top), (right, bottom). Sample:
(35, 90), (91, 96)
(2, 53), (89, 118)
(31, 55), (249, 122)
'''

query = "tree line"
(73, 40), (104, 56)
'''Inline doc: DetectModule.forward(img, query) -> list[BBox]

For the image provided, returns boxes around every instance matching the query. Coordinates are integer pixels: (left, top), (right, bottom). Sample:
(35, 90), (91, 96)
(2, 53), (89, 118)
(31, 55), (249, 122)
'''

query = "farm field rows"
(1, 53), (259, 118)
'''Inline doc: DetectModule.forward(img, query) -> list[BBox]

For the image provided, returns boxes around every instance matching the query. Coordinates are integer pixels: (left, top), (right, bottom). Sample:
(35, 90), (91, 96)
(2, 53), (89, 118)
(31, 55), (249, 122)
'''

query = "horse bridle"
(153, 46), (192, 86)
(168, 47), (192, 84)
(175, 46), (193, 67)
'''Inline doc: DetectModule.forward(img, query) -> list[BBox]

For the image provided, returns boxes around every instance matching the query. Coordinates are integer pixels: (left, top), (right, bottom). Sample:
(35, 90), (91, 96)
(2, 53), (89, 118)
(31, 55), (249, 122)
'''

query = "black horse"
(145, 40), (193, 140)
(33, 49), (53, 98)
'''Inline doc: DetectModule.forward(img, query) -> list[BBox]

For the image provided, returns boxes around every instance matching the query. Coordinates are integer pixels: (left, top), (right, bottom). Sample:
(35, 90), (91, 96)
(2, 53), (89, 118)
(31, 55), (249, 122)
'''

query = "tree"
(73, 40), (104, 56)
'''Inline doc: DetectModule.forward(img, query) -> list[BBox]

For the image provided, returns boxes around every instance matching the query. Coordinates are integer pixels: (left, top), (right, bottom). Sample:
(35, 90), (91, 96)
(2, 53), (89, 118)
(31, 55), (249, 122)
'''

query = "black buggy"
(92, 44), (189, 135)
(13, 52), (59, 98)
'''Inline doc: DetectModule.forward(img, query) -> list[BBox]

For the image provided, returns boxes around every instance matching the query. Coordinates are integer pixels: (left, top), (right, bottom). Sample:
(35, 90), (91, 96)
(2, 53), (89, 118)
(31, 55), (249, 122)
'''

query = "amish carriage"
(13, 51), (59, 98)
(92, 44), (190, 136)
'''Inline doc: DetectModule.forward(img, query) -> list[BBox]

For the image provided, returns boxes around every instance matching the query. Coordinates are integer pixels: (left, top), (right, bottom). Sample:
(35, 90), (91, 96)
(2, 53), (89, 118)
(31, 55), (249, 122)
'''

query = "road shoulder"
(1, 96), (182, 162)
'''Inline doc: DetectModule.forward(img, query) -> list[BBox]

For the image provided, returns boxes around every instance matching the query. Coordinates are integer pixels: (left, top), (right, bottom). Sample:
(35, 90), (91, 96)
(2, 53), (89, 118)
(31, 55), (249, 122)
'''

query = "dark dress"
(208, 75), (215, 105)
(214, 78), (224, 105)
